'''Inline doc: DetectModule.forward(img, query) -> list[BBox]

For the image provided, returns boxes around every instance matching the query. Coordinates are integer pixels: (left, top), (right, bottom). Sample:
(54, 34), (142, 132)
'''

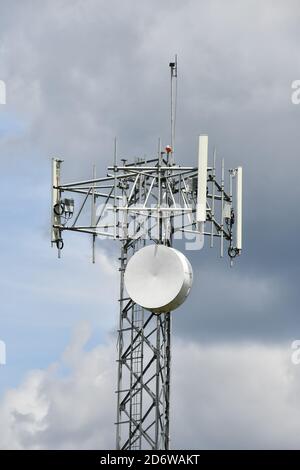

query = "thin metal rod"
(91, 164), (96, 263)
(112, 207), (193, 212)
(170, 54), (177, 163)
(59, 226), (118, 237)
(95, 187), (114, 226)
(229, 170), (233, 267)
(62, 187), (122, 199)
(164, 313), (171, 450)
(116, 244), (126, 450)
(71, 188), (92, 227)
(221, 158), (224, 257)
(114, 138), (117, 240)
(108, 166), (197, 171)
(59, 172), (139, 188)
(211, 148), (216, 248)
(155, 315), (161, 448)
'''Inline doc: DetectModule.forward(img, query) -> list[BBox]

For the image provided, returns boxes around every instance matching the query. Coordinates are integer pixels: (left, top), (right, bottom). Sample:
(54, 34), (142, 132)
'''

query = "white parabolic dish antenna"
(124, 245), (193, 314)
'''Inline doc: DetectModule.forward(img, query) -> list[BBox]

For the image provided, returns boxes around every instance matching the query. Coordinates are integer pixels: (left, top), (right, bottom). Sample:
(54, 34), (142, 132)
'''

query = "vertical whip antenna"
(169, 55), (178, 162)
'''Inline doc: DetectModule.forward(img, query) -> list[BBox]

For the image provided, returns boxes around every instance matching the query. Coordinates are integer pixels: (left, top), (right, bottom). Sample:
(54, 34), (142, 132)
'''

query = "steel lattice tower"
(115, 163), (173, 450)
(51, 58), (243, 451)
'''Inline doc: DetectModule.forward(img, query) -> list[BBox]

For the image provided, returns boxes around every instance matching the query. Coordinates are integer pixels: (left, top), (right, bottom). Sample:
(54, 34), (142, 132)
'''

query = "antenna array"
(50, 59), (243, 450)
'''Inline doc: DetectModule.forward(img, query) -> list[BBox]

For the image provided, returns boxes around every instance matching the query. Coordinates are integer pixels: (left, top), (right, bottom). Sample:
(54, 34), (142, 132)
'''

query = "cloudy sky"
(1, 0), (300, 449)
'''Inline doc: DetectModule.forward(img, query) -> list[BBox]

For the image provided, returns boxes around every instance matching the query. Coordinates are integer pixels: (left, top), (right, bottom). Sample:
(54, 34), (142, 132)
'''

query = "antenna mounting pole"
(169, 55), (178, 163)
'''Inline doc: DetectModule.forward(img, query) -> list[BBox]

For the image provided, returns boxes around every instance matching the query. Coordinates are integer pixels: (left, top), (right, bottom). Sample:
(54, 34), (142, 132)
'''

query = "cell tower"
(51, 58), (243, 450)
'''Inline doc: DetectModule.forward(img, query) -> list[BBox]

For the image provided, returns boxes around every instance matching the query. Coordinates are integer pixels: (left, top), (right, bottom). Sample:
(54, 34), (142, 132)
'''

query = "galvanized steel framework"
(51, 149), (241, 449)
(51, 50), (242, 452)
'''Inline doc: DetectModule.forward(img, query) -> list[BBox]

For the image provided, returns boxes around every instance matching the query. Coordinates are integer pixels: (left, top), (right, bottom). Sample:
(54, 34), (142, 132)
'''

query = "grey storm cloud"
(1, 0), (300, 449)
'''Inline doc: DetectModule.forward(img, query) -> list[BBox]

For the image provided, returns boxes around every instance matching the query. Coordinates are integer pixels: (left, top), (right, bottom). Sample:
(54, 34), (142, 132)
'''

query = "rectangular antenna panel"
(236, 166), (243, 250)
(51, 158), (61, 244)
(196, 135), (208, 223)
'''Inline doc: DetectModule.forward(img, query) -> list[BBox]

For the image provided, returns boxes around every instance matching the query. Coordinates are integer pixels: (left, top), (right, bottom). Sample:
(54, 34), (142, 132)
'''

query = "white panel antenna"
(236, 166), (243, 251)
(196, 135), (208, 227)
(51, 158), (61, 247)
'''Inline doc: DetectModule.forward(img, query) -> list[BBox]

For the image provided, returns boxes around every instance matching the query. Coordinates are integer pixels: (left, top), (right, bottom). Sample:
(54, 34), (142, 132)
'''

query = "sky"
(1, 0), (300, 449)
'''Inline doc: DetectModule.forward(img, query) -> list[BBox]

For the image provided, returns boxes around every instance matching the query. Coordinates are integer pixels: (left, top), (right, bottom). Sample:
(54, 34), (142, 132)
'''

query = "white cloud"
(0, 322), (115, 449)
(1, 324), (300, 449)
